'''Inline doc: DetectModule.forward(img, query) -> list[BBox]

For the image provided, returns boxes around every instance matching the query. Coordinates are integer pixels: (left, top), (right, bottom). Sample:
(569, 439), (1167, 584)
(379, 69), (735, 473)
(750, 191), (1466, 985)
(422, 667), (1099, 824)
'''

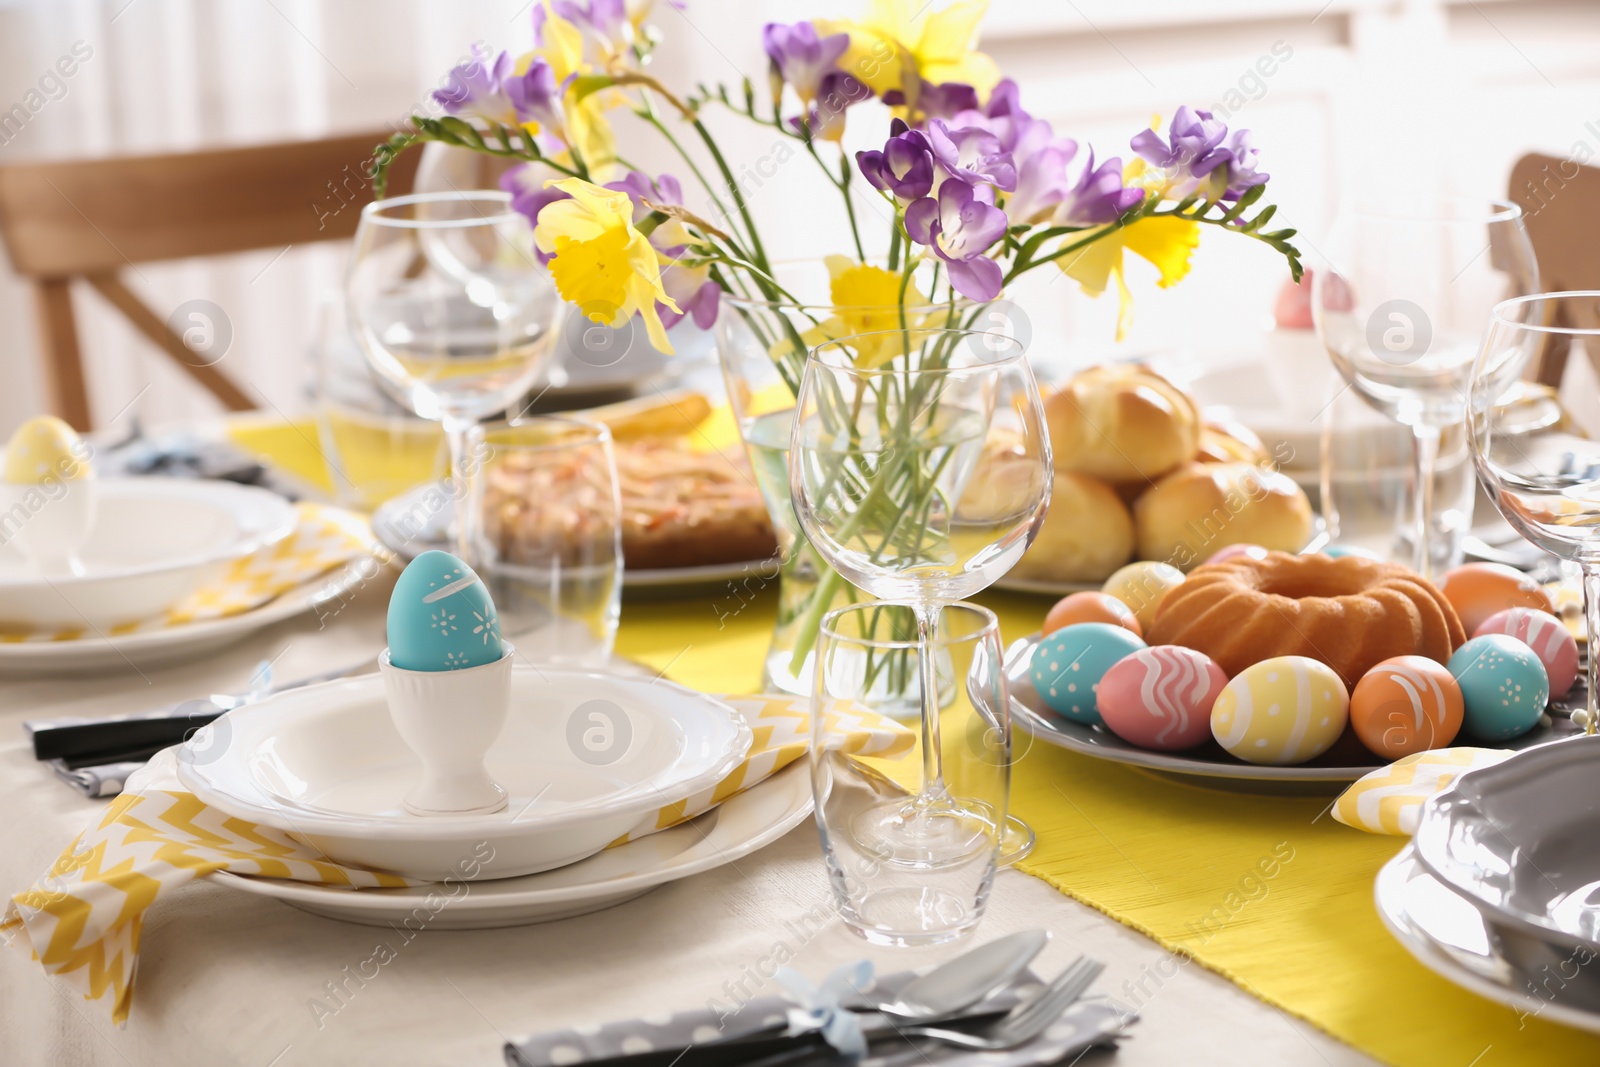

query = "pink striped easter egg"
(1098, 646), (1227, 751)
(1474, 607), (1578, 698)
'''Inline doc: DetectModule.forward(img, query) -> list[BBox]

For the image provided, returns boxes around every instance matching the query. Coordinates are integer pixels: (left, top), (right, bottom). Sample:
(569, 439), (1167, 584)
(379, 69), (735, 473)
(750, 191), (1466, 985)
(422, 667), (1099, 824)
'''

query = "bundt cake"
(1146, 552), (1466, 687)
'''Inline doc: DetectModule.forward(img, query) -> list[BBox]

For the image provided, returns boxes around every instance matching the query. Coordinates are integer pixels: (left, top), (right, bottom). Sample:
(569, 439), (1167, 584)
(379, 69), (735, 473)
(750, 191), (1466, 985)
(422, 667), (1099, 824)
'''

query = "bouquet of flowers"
(370, 0), (1303, 693)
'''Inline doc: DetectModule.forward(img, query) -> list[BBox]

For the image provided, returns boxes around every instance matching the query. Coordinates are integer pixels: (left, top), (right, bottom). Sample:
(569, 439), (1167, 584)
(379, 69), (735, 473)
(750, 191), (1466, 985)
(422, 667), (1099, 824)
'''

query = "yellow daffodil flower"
(534, 178), (680, 354)
(767, 256), (938, 368)
(1056, 216), (1201, 342)
(527, 2), (619, 179)
(818, 0), (999, 103)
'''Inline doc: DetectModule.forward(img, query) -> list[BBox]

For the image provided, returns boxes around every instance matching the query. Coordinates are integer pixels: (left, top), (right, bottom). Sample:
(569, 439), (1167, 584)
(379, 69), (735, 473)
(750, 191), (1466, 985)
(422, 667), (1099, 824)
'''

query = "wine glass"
(1469, 291), (1600, 733)
(789, 328), (1051, 887)
(347, 191), (562, 564)
(1312, 197), (1538, 576)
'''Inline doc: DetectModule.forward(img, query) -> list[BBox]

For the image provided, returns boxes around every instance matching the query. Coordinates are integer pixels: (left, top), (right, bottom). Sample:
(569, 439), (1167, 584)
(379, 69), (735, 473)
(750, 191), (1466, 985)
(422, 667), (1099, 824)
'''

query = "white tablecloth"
(0, 577), (1373, 1066)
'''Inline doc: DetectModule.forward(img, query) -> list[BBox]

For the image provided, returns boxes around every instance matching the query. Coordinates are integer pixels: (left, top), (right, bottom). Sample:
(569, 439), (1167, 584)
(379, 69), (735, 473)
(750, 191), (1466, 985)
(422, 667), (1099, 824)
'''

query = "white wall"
(0, 0), (1596, 433)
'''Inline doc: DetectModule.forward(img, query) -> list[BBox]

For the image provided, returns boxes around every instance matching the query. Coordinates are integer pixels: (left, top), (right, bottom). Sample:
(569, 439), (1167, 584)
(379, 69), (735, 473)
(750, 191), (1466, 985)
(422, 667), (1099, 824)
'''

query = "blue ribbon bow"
(774, 960), (873, 1059)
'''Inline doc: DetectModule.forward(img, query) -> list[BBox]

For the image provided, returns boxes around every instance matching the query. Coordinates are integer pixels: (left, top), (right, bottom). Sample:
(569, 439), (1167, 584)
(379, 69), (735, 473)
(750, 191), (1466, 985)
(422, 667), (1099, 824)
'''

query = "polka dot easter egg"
(1044, 591), (1141, 638)
(1474, 607), (1578, 698)
(1211, 656), (1349, 766)
(3, 415), (91, 485)
(1349, 656), (1463, 759)
(1028, 623), (1146, 726)
(1448, 634), (1547, 742)
(1098, 646), (1226, 751)
(1438, 562), (1555, 635)
(387, 550), (505, 672)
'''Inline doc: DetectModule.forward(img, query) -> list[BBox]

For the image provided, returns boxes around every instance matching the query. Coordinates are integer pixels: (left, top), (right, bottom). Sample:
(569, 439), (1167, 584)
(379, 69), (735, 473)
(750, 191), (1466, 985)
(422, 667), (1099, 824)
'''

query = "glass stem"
(1584, 564), (1600, 736)
(443, 415), (481, 568)
(1410, 423), (1442, 578)
(915, 601), (947, 803)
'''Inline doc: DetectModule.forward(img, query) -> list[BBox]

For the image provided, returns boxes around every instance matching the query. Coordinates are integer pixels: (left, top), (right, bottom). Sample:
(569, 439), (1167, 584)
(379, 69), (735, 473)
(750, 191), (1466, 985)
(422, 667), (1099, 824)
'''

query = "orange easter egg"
(1044, 591), (1142, 638)
(1349, 655), (1464, 759)
(1437, 562), (1554, 635)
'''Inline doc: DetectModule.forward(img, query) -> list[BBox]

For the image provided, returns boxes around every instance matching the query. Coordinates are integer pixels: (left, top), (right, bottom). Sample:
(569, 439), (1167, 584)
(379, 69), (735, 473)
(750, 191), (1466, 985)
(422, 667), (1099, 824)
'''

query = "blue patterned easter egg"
(1448, 634), (1547, 741)
(387, 550), (505, 672)
(1029, 623), (1146, 725)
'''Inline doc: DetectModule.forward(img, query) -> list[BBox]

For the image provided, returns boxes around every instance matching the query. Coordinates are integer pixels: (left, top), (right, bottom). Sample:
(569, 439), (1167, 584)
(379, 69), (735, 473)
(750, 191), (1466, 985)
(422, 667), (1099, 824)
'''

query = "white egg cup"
(379, 642), (514, 817)
(0, 477), (96, 575)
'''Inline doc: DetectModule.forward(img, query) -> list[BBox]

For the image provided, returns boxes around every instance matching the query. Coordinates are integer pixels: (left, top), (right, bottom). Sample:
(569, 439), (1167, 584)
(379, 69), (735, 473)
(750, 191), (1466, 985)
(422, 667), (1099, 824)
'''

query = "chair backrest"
(1507, 153), (1600, 385)
(0, 131), (419, 428)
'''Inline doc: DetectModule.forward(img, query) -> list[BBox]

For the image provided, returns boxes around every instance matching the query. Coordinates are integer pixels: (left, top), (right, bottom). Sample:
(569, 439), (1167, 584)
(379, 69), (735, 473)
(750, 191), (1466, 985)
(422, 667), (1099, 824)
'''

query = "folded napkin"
(1332, 748), (1515, 835)
(0, 502), (383, 642)
(4, 693), (912, 1024)
(505, 965), (1131, 1067)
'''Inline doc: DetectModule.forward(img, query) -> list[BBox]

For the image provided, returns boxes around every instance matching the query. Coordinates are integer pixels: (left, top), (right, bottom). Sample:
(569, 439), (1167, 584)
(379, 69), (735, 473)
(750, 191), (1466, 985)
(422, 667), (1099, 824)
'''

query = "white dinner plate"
(176, 668), (752, 880)
(1376, 846), (1600, 1034)
(0, 561), (368, 677)
(0, 478), (297, 630)
(1003, 633), (1577, 795)
(371, 484), (777, 592)
(207, 759), (811, 928)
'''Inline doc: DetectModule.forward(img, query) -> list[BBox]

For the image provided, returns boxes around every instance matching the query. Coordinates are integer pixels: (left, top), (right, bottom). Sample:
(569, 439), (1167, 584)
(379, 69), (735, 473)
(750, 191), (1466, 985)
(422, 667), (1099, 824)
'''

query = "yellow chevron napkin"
(3, 693), (911, 1024)
(1331, 748), (1514, 835)
(0, 502), (384, 642)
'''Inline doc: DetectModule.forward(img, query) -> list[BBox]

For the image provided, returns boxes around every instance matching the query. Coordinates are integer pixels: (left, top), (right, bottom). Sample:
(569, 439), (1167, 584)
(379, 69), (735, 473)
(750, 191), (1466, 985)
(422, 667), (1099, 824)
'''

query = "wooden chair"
(1506, 152), (1600, 388)
(0, 132), (419, 429)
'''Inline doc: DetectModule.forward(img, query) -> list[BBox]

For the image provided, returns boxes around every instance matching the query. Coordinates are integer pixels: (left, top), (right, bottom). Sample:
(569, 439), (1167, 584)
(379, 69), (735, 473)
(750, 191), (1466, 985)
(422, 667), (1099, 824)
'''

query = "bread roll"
(1011, 471), (1135, 583)
(1134, 462), (1313, 570)
(1197, 417), (1269, 466)
(1045, 364), (1200, 485)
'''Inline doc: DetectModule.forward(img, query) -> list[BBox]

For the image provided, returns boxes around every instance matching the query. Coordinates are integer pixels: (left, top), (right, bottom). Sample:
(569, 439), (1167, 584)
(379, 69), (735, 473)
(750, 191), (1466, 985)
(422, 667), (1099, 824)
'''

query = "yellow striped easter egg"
(1211, 656), (1350, 766)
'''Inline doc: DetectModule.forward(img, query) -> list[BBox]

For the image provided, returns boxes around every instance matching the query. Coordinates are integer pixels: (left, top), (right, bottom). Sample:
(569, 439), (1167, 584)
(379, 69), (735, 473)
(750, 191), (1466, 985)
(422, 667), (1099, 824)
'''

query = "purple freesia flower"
(795, 70), (871, 142)
(1006, 131), (1077, 226)
(534, 0), (635, 57)
(605, 170), (692, 255)
(909, 81), (980, 121)
(1131, 106), (1267, 200)
(504, 59), (565, 134)
(925, 120), (1017, 192)
(1054, 151), (1145, 227)
(501, 163), (570, 262)
(659, 265), (720, 330)
(857, 120), (937, 203)
(904, 181), (1007, 301)
(763, 22), (849, 104)
(433, 44), (516, 124)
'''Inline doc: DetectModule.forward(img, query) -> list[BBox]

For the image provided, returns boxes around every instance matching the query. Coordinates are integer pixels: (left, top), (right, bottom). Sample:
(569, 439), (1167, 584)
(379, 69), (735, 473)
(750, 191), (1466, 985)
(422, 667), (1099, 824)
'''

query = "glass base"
(850, 796), (999, 869)
(998, 815), (1036, 867)
(843, 887), (985, 947)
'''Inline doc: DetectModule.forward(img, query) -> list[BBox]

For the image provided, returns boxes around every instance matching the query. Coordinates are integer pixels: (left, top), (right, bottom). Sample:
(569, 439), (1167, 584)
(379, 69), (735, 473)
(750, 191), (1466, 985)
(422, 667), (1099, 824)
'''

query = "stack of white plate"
(176, 668), (809, 928)
(1378, 735), (1600, 1031)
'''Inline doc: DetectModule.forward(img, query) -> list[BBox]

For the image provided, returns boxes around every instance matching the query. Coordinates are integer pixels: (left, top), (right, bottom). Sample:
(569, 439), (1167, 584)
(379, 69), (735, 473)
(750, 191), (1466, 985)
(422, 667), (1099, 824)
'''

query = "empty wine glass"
(790, 328), (1050, 879)
(347, 191), (562, 564)
(1312, 197), (1538, 576)
(1469, 291), (1600, 733)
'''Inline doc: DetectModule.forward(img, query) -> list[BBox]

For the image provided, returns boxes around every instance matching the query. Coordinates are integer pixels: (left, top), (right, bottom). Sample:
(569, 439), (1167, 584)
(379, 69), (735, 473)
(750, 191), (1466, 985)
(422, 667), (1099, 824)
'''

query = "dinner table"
(0, 493), (1371, 1066)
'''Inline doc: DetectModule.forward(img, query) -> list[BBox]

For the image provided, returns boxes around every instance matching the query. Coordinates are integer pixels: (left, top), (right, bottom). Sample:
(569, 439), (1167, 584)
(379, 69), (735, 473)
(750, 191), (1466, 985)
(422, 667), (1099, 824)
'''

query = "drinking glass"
(790, 327), (1050, 872)
(813, 601), (1009, 945)
(1469, 291), (1600, 733)
(346, 191), (562, 565)
(478, 417), (622, 666)
(1312, 197), (1538, 576)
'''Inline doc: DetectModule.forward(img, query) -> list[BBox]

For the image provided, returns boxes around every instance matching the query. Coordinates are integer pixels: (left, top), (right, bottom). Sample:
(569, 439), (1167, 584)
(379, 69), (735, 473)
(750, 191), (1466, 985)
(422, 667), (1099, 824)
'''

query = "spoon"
(861, 927), (1050, 1018)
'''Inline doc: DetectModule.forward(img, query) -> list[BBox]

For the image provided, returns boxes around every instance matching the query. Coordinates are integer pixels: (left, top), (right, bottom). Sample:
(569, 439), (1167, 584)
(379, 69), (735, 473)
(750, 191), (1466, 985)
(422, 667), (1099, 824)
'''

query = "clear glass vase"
(714, 267), (979, 697)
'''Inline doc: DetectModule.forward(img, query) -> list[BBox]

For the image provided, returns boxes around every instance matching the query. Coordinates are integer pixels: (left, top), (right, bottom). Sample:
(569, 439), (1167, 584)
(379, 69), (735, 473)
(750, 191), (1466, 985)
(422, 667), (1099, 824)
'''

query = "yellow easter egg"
(3, 416), (90, 484)
(1102, 560), (1185, 630)
(1211, 655), (1349, 766)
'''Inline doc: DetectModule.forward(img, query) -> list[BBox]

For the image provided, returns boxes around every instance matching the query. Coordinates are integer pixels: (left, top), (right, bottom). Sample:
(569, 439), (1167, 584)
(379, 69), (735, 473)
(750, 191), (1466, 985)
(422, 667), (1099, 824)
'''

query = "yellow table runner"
(229, 419), (1600, 1066)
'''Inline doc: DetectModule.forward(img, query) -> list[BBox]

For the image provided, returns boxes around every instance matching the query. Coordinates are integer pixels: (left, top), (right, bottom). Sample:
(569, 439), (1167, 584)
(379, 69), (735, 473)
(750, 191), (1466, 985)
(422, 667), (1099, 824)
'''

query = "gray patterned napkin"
(505, 967), (1133, 1066)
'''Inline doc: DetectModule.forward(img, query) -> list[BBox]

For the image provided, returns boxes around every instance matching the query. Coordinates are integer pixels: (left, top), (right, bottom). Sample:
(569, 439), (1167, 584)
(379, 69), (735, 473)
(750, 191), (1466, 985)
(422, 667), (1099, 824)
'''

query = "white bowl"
(176, 668), (753, 880)
(0, 478), (296, 630)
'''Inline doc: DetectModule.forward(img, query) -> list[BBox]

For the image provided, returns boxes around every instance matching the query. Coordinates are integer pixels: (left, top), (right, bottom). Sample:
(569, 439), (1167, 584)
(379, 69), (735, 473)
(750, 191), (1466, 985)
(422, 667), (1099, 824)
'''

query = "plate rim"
(1376, 845), (1600, 1035)
(206, 759), (813, 912)
(0, 478), (297, 591)
(175, 668), (754, 840)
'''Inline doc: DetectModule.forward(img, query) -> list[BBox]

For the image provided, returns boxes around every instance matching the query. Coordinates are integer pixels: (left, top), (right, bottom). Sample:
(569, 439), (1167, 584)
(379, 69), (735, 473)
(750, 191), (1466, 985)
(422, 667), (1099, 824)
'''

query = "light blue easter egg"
(1447, 634), (1547, 741)
(1323, 544), (1380, 560)
(1029, 623), (1147, 726)
(387, 550), (504, 672)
